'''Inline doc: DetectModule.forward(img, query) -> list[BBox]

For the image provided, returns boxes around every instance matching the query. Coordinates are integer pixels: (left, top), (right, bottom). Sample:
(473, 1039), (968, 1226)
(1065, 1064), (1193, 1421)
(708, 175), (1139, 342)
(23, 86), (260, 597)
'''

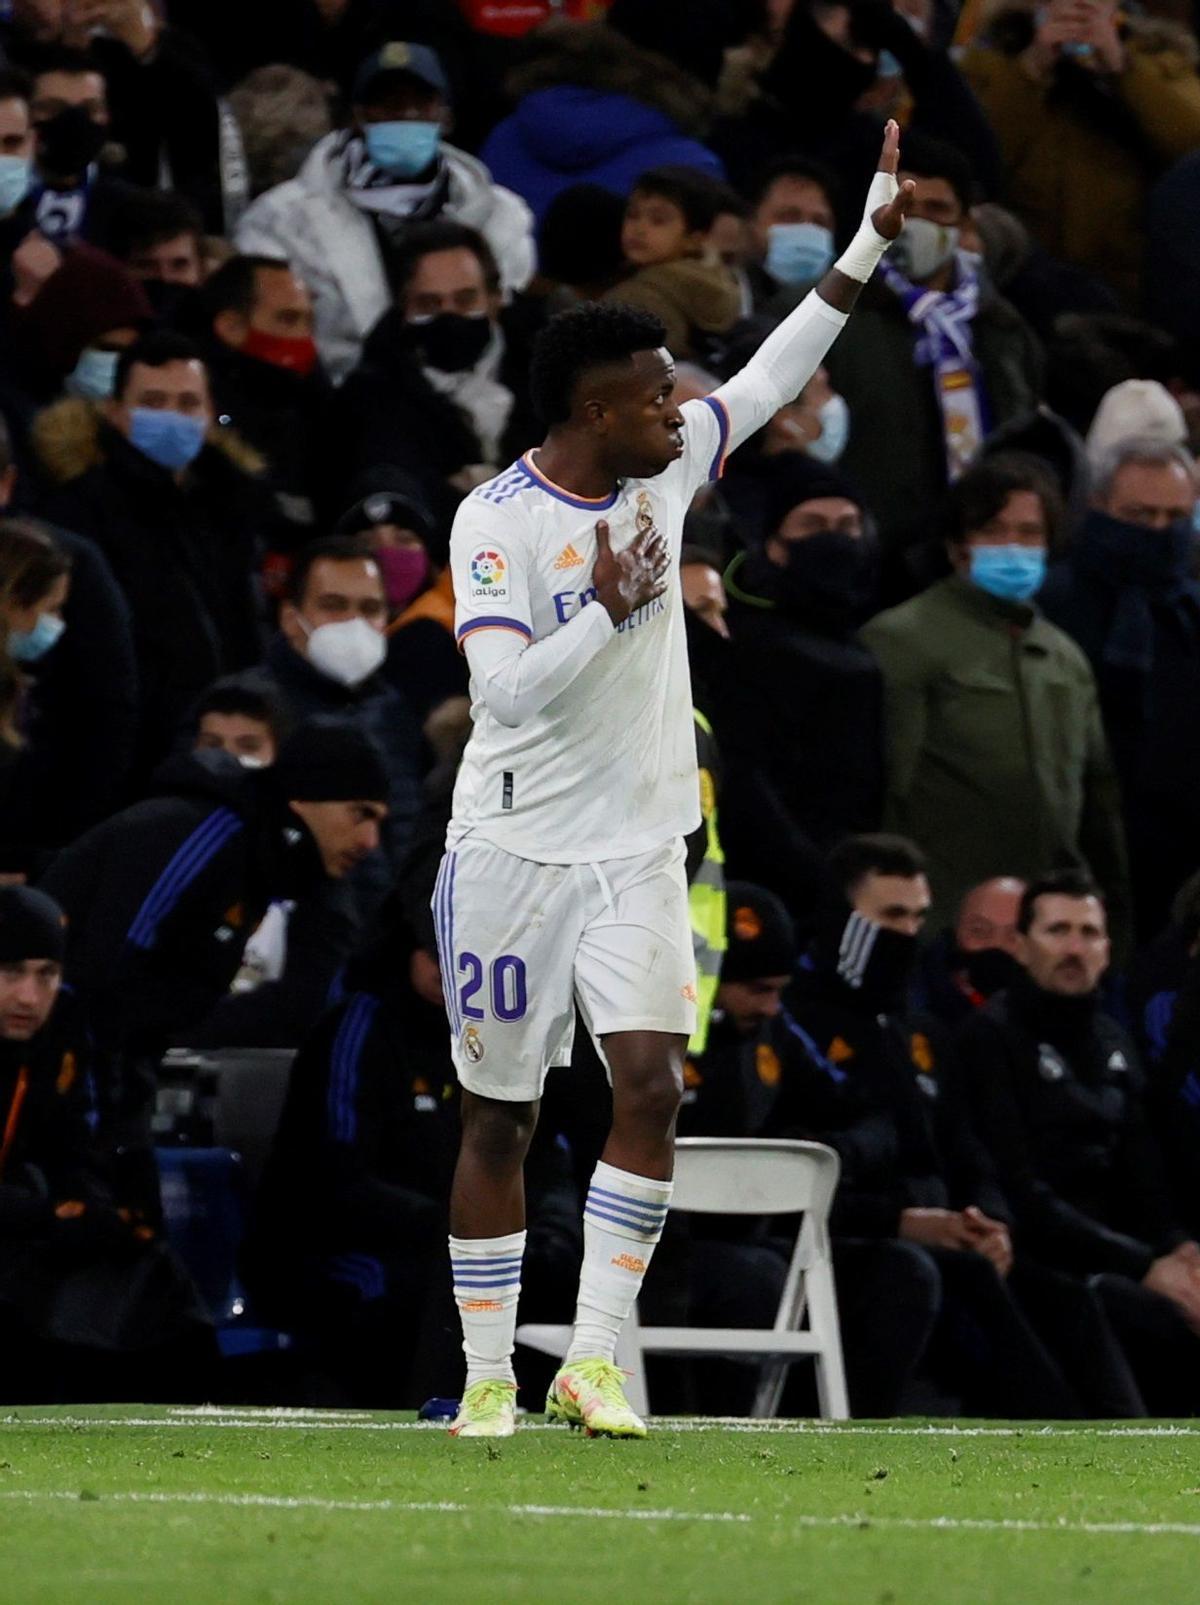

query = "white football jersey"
(447, 394), (731, 864)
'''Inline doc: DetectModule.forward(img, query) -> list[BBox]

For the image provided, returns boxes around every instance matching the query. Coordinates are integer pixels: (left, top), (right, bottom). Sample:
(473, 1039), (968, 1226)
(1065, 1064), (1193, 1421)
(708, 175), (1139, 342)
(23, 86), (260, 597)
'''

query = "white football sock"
(450, 1229), (525, 1388)
(565, 1161), (672, 1365)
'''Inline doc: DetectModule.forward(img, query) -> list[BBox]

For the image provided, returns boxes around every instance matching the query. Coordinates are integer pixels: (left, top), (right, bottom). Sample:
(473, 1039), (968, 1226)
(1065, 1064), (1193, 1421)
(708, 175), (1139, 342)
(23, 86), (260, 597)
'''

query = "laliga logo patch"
(470, 546), (509, 603)
(463, 1025), (485, 1064)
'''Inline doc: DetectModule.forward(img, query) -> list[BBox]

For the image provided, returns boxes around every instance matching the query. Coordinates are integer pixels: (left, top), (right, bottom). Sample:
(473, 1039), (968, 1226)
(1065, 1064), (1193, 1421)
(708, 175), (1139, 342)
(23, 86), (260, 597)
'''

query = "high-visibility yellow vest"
(689, 709), (726, 1056)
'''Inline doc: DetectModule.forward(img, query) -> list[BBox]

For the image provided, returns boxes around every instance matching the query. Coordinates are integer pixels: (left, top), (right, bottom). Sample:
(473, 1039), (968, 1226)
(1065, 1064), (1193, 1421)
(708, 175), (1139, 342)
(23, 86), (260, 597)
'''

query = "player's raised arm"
(712, 121), (914, 456)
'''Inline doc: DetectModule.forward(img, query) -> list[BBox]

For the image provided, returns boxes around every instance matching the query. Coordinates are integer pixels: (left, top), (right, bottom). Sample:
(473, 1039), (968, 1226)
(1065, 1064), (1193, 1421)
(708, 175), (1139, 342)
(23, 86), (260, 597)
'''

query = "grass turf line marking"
(6, 1415), (1200, 1438)
(3, 1489), (1200, 1538)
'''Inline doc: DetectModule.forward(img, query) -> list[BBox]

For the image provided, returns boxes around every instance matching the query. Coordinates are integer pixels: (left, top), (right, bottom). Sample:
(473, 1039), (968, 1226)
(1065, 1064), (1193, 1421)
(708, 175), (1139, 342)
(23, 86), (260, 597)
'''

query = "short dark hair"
(0, 517), (71, 611)
(0, 68), (32, 105)
(115, 330), (206, 399)
(286, 536), (380, 606)
(751, 153), (841, 213)
(1017, 869), (1105, 934)
(387, 219), (499, 304)
(896, 131), (975, 215)
(114, 188), (204, 260)
(195, 673), (292, 741)
(529, 300), (668, 426)
(944, 452), (1065, 550)
(29, 46), (101, 85)
(203, 254), (292, 322)
(630, 165), (731, 234)
(827, 833), (928, 899)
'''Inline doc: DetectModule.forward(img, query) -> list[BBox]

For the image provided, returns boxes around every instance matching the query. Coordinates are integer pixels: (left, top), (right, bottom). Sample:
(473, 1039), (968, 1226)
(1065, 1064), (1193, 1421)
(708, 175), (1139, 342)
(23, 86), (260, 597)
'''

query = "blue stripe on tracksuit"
(433, 852), (460, 1037)
(326, 993), (380, 1143)
(126, 807), (244, 950)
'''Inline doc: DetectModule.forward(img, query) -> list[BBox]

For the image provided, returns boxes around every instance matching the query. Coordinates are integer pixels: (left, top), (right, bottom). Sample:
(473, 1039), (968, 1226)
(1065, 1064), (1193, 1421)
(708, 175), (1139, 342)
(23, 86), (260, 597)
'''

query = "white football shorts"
(431, 835), (697, 1101)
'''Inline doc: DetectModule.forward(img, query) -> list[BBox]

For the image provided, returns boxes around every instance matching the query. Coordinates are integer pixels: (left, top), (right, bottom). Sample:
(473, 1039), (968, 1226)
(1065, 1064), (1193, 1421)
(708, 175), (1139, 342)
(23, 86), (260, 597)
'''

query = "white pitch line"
(1, 1488), (1199, 1538)
(4, 1415), (1200, 1438)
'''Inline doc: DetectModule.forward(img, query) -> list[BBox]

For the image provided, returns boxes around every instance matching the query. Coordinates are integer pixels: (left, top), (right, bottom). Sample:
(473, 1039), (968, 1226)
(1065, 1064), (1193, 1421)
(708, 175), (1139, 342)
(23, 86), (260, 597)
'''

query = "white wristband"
(834, 169), (899, 283)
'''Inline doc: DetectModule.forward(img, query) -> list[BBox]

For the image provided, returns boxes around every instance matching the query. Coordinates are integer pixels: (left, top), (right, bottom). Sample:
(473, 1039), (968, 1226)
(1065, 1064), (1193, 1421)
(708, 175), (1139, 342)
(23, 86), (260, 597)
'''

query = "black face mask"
(829, 909), (918, 1011)
(959, 946), (1022, 998)
(409, 312), (492, 374)
(765, 531), (877, 633)
(141, 278), (206, 334)
(1078, 509), (1194, 595)
(36, 107), (107, 178)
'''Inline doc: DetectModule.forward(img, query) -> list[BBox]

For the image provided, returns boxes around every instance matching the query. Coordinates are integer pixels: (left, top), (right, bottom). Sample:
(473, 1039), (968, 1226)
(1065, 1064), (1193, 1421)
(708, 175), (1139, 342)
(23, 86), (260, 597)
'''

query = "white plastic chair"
(517, 1137), (849, 1419)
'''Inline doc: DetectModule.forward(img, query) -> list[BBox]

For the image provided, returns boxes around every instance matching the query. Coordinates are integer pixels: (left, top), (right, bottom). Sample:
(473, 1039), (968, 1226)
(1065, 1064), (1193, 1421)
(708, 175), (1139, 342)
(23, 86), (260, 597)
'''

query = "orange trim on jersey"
(521, 452), (619, 509)
(703, 392), (732, 480)
(0, 1066), (29, 1181)
(456, 620), (534, 654)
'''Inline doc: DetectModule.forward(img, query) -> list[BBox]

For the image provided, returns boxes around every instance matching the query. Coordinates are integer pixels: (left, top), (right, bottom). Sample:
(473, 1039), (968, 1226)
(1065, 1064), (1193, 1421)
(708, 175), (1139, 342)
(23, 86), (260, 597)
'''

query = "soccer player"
(438, 124), (914, 1438)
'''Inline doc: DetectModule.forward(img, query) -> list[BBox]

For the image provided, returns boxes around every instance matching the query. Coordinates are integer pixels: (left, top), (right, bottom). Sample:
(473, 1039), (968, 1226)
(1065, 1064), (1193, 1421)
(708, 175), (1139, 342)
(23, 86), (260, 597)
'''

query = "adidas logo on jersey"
(553, 543), (584, 570)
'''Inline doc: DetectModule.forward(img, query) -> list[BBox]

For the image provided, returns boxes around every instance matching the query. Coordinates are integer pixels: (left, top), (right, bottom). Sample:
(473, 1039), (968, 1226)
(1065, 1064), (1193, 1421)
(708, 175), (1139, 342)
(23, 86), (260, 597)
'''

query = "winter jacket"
(480, 22), (724, 223)
(956, 979), (1186, 1278)
(822, 277), (1043, 558)
(601, 256), (741, 361)
(861, 576), (1130, 940)
(962, 24), (1200, 305)
(31, 402), (266, 776)
(235, 133), (535, 383)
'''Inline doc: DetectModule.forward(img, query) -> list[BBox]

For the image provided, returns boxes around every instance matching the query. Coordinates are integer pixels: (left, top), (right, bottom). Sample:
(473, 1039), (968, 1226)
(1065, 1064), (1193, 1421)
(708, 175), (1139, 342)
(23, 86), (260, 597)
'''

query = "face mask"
(128, 407), (208, 472)
(408, 311), (492, 374)
(960, 946), (1021, 998)
(806, 393), (850, 464)
(770, 530), (876, 632)
(836, 910), (918, 1009)
(889, 215), (960, 283)
(969, 543), (1047, 602)
(1081, 509), (1193, 594)
(0, 154), (31, 216)
(236, 753), (268, 770)
(764, 222), (834, 288)
(35, 106), (106, 177)
(241, 326), (319, 379)
(10, 612), (65, 663)
(67, 346), (119, 400)
(364, 120), (441, 179)
(304, 615), (387, 687)
(375, 546), (430, 611)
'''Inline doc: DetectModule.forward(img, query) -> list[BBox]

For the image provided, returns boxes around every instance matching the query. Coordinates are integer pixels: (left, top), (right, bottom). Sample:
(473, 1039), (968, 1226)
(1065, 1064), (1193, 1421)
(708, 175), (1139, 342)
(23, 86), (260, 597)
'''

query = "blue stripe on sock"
(451, 1259), (524, 1271)
(584, 1203), (666, 1238)
(587, 1184), (669, 1218)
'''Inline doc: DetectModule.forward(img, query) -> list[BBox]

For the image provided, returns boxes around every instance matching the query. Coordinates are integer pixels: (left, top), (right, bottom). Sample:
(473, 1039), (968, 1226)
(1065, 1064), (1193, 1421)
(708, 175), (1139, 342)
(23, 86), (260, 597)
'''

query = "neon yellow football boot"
(448, 1378), (518, 1437)
(545, 1358), (647, 1438)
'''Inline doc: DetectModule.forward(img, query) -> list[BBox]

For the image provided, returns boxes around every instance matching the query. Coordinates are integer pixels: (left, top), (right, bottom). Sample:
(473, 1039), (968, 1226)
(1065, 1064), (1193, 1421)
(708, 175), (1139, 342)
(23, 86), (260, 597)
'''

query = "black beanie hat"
(759, 454), (861, 538)
(0, 886), (67, 964)
(722, 882), (797, 982)
(273, 719), (389, 803)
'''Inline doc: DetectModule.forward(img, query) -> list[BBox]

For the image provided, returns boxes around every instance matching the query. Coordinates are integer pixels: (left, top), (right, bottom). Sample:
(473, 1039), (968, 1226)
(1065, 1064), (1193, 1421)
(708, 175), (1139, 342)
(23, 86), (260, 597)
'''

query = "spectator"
(0, 885), (214, 1403)
(714, 456), (883, 912)
(1084, 379), (1187, 473)
(334, 220), (533, 512)
(32, 330), (265, 775)
(862, 454), (1130, 942)
(958, 870), (1200, 1414)
(226, 64), (334, 201)
(823, 134), (1042, 562)
(771, 833), (1096, 1417)
(745, 156), (841, 316)
(600, 167), (740, 362)
(1040, 440), (1200, 939)
(962, 0), (1200, 306)
(264, 536), (425, 917)
(968, 199), (1119, 347)
(192, 673), (292, 769)
(917, 875), (1027, 1027)
(235, 41), (534, 383)
(0, 67), (36, 256)
(23, 48), (138, 250)
(480, 20), (725, 226)
(201, 253), (338, 553)
(0, 416), (137, 855)
(108, 188), (208, 328)
(333, 472), (467, 727)
(536, 182), (627, 304)
(40, 719), (390, 1212)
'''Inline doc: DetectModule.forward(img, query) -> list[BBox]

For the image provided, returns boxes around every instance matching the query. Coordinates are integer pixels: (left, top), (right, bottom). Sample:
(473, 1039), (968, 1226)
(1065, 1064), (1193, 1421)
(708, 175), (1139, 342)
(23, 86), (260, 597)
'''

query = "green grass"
(3, 1408), (1200, 1604)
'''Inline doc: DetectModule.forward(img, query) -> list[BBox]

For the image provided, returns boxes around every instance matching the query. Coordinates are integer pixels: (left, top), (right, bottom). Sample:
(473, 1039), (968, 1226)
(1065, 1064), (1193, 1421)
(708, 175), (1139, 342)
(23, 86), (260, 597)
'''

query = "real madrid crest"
(635, 491), (655, 536)
(463, 1025), (485, 1064)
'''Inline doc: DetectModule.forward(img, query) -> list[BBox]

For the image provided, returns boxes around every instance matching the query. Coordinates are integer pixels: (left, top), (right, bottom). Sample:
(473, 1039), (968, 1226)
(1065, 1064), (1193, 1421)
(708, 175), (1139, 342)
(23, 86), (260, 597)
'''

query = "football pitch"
(3, 1408), (1200, 1604)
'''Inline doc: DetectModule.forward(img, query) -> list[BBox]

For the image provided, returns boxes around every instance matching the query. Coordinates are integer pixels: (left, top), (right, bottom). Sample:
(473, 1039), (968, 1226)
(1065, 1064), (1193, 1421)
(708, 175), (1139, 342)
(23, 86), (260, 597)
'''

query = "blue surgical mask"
(765, 222), (835, 288)
(0, 153), (30, 216)
(969, 544), (1047, 602)
(10, 612), (65, 663)
(67, 346), (120, 401)
(128, 407), (207, 471)
(807, 393), (850, 464)
(364, 120), (441, 179)
(876, 47), (904, 78)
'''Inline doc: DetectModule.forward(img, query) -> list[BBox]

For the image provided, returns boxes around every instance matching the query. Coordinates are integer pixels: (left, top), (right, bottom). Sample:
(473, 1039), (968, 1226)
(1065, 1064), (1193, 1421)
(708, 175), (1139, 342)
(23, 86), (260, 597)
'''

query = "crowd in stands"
(5, 0), (1200, 1416)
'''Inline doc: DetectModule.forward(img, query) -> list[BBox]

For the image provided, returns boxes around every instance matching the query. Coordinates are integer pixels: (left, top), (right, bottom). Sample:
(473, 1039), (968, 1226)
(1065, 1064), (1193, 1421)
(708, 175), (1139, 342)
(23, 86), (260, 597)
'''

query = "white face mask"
(303, 616), (386, 687)
(236, 753), (269, 769)
(889, 215), (960, 283)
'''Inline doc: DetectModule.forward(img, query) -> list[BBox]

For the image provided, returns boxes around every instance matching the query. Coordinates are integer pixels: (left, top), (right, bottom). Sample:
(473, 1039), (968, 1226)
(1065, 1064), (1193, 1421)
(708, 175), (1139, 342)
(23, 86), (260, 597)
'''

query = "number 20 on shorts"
(458, 952), (528, 1022)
